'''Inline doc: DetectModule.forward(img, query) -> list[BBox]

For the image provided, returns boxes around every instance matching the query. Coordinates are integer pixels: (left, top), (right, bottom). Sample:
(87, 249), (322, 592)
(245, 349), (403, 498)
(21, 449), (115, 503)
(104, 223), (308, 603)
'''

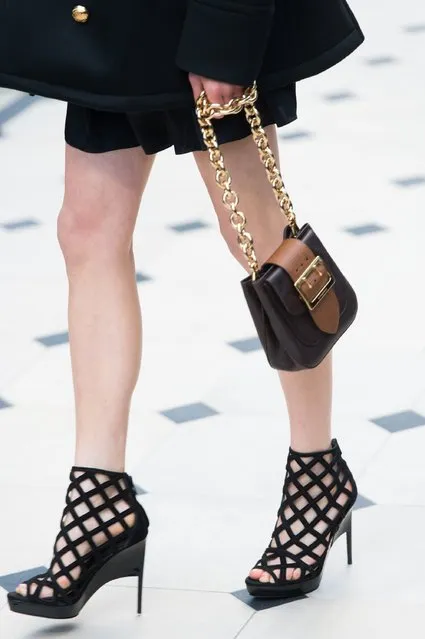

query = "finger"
(233, 85), (245, 99)
(188, 73), (204, 101)
(220, 89), (234, 104)
(226, 85), (245, 102)
(217, 84), (245, 104)
(204, 81), (225, 105)
(201, 83), (226, 119)
(201, 80), (246, 118)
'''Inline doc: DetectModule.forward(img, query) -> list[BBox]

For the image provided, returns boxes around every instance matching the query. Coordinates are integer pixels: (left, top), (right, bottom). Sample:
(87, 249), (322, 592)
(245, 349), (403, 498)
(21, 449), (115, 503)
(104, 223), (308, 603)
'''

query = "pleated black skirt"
(65, 84), (297, 156)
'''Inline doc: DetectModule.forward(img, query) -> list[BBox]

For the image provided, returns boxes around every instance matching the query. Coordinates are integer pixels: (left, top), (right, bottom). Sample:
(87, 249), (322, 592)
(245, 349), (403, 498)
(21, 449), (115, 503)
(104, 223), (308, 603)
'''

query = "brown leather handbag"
(196, 84), (358, 371)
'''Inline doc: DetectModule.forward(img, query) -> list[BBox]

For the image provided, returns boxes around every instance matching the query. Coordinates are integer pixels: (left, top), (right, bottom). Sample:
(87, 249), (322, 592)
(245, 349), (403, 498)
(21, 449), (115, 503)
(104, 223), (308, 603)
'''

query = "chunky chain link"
(196, 82), (299, 276)
(244, 101), (298, 237)
(196, 88), (260, 276)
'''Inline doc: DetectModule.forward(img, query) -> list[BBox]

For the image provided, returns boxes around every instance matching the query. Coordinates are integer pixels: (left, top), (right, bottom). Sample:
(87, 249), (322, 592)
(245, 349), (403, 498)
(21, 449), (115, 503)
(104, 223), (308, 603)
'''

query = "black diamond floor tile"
(354, 495), (376, 510)
(404, 24), (425, 33)
(324, 91), (356, 102)
(231, 588), (307, 611)
(365, 56), (397, 65)
(0, 94), (39, 127)
(0, 397), (12, 410)
(228, 337), (262, 353)
(36, 331), (69, 347)
(1, 218), (40, 231)
(136, 271), (152, 284)
(280, 130), (313, 141)
(134, 484), (148, 495)
(0, 566), (47, 592)
(371, 410), (425, 433)
(344, 223), (387, 236)
(161, 402), (219, 424)
(392, 176), (425, 188)
(169, 220), (209, 233)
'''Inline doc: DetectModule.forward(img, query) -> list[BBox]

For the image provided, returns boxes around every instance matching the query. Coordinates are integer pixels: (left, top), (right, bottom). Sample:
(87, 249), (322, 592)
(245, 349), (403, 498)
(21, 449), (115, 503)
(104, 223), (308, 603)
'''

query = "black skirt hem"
(65, 84), (298, 156)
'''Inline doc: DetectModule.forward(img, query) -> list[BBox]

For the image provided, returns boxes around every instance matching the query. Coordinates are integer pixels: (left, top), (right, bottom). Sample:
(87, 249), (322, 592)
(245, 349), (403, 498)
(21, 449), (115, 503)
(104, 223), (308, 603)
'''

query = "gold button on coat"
(72, 5), (89, 23)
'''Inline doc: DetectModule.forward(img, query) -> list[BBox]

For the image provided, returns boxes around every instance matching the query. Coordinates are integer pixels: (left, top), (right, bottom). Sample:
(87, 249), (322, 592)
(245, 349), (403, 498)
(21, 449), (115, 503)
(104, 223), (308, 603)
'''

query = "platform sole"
(7, 538), (146, 620)
(245, 509), (353, 599)
(245, 572), (322, 598)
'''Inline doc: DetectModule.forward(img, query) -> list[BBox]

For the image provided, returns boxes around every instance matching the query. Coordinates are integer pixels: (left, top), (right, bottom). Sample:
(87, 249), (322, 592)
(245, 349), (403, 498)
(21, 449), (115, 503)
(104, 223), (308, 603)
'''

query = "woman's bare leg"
(194, 127), (333, 582)
(17, 145), (155, 596)
(62, 145), (154, 471)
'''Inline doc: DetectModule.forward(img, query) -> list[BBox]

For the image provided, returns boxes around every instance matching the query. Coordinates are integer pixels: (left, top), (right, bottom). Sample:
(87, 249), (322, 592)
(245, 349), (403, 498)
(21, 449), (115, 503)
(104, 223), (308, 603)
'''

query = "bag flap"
(259, 263), (306, 316)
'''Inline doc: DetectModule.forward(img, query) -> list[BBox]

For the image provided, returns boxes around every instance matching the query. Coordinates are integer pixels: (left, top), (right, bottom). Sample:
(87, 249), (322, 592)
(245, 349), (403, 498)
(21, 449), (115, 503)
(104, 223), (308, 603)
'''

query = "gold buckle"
(294, 256), (334, 311)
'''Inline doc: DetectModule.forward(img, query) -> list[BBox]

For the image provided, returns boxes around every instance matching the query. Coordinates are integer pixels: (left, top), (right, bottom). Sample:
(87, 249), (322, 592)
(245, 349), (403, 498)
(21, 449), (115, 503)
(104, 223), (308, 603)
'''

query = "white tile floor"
(1, 0), (425, 636)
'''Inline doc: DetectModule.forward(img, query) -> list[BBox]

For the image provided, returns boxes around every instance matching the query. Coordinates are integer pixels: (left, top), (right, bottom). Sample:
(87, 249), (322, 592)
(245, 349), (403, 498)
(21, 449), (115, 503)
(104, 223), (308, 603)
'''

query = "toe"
(248, 568), (264, 581)
(259, 571), (271, 583)
(286, 567), (302, 581)
(15, 584), (27, 597)
(248, 568), (272, 583)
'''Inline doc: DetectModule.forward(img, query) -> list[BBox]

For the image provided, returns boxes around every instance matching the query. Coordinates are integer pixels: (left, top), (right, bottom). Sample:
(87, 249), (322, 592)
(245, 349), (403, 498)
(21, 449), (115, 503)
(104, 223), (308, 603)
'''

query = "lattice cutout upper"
(253, 439), (356, 583)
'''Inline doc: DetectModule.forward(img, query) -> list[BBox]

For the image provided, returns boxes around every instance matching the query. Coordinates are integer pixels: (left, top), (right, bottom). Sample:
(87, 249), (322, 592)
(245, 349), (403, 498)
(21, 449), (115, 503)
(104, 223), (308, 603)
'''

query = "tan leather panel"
(267, 239), (340, 334)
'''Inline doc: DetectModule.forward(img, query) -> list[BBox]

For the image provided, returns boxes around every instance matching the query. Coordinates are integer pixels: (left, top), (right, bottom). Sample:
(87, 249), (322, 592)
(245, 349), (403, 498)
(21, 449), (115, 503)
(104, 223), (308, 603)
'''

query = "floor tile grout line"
(355, 431), (393, 482)
(355, 502), (425, 510)
(409, 381), (425, 409)
(0, 346), (48, 404)
(233, 611), (257, 638)
(108, 584), (241, 596)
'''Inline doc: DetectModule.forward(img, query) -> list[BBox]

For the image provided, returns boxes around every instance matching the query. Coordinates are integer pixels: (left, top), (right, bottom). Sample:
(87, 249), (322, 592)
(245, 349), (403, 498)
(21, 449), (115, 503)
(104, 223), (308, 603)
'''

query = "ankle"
(73, 457), (125, 473)
(75, 440), (126, 473)
(290, 437), (333, 455)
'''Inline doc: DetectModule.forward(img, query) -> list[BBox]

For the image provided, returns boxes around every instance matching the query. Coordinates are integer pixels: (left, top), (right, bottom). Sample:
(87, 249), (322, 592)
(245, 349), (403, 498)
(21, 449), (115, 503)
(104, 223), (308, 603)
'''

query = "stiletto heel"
(346, 513), (353, 565)
(137, 571), (143, 615)
(136, 539), (146, 614)
(246, 439), (357, 598)
(8, 467), (149, 619)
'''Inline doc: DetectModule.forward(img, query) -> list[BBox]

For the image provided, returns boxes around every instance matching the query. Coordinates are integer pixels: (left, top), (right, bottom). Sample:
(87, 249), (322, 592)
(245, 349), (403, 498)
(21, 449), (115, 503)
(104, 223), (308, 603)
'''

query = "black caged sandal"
(246, 438), (357, 598)
(8, 466), (149, 619)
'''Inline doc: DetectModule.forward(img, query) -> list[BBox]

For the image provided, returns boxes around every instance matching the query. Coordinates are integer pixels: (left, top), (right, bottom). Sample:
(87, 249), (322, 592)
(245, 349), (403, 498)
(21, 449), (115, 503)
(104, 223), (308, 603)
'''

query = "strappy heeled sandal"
(8, 466), (149, 619)
(246, 438), (357, 598)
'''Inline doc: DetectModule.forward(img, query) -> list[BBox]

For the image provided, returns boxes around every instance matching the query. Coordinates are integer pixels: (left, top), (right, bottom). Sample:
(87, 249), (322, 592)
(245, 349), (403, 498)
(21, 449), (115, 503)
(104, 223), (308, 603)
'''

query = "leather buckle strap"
(294, 256), (335, 311)
(266, 238), (340, 335)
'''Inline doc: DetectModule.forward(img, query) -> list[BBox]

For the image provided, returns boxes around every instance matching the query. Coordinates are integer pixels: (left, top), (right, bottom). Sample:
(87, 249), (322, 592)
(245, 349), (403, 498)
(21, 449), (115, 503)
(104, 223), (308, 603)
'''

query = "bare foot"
(16, 470), (135, 599)
(248, 446), (355, 584)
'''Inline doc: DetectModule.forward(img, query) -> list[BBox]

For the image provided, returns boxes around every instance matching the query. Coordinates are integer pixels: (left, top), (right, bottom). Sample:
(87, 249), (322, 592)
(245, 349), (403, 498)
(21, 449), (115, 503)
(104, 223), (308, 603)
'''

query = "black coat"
(0, 0), (363, 111)
(177, 0), (364, 88)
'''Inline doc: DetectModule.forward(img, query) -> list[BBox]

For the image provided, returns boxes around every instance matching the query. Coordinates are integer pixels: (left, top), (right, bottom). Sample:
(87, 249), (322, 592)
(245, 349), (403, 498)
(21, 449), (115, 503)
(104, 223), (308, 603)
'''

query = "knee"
(57, 201), (135, 268)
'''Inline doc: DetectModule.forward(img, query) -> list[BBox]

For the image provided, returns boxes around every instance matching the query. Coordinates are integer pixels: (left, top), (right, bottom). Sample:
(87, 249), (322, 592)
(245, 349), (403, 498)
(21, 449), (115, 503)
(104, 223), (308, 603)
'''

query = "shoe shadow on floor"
(28, 624), (79, 637)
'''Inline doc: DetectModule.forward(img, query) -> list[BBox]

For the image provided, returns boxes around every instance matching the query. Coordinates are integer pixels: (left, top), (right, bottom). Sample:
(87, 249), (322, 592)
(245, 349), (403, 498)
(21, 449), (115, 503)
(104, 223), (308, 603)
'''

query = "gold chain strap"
(196, 82), (299, 278)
